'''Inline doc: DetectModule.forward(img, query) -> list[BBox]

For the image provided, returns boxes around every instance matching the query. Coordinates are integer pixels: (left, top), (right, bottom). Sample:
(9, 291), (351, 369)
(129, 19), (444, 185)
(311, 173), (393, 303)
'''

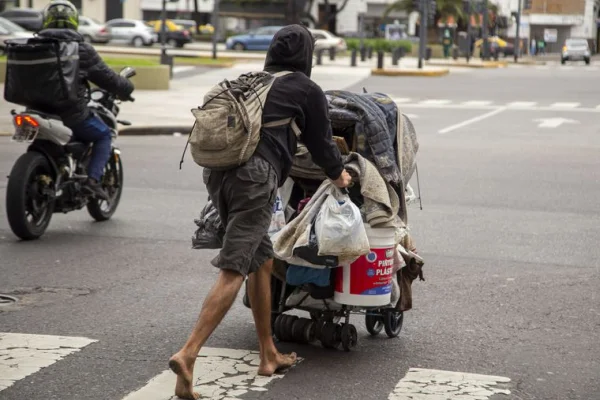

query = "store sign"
(544, 28), (558, 42)
(529, 14), (584, 26)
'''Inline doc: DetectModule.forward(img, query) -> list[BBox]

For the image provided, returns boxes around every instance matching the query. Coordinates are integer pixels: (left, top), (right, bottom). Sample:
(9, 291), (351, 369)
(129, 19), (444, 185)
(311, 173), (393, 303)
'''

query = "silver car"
(105, 18), (157, 47)
(0, 16), (34, 53)
(561, 38), (591, 65)
(78, 16), (110, 43)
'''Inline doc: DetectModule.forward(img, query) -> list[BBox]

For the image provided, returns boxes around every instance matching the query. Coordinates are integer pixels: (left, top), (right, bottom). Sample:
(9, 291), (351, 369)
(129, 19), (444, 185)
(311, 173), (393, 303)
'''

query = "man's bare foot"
(257, 351), (297, 376)
(169, 352), (200, 400)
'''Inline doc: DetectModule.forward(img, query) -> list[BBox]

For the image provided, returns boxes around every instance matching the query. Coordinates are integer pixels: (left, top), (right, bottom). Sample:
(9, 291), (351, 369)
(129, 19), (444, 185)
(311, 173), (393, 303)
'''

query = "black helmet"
(42, 0), (79, 30)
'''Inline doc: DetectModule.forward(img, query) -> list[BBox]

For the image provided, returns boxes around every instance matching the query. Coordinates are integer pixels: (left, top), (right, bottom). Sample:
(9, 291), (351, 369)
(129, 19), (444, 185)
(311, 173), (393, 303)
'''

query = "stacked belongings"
(192, 90), (425, 316)
(271, 90), (424, 314)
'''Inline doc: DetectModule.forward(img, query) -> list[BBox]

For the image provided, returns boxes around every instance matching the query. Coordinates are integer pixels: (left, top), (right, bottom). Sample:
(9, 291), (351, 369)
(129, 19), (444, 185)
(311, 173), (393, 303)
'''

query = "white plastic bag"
(314, 188), (370, 260)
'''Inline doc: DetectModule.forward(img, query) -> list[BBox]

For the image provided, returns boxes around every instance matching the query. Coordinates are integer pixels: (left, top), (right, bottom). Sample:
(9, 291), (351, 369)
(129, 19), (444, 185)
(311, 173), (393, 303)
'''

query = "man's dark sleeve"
(81, 43), (134, 99)
(301, 84), (344, 180)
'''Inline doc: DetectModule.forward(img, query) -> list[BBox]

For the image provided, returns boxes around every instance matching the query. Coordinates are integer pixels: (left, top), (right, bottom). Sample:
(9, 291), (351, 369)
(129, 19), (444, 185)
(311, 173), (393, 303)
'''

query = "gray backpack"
(185, 70), (301, 170)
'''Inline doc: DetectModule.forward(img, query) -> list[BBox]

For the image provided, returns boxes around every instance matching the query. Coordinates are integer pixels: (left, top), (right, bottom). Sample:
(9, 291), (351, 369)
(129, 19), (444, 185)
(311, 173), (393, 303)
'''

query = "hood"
(38, 28), (83, 42)
(264, 24), (314, 77)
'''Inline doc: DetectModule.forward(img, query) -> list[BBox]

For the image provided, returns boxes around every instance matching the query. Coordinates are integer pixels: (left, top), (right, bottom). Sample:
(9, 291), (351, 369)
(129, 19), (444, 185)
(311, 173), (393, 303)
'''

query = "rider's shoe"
(82, 178), (109, 201)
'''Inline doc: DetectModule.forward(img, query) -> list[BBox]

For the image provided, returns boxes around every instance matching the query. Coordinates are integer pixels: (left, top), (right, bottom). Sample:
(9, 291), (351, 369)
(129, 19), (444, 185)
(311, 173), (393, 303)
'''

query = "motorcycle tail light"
(15, 115), (39, 128)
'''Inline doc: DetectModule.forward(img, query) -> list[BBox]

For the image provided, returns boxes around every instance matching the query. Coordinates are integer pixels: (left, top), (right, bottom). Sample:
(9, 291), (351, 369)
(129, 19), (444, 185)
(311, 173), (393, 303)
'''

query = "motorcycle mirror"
(120, 67), (137, 79)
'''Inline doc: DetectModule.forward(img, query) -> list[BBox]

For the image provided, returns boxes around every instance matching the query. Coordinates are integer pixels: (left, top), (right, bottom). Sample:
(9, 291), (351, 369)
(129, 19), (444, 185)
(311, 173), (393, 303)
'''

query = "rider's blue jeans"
(71, 115), (112, 182)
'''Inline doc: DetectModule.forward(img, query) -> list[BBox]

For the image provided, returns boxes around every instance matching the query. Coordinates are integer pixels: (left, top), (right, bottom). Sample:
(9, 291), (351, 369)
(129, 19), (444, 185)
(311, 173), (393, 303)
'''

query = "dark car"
(0, 8), (43, 32)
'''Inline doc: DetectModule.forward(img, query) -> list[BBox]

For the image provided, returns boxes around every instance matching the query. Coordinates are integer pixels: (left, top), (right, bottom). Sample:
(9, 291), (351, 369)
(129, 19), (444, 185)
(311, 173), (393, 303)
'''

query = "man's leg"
(247, 257), (297, 376)
(71, 115), (111, 200)
(169, 269), (244, 400)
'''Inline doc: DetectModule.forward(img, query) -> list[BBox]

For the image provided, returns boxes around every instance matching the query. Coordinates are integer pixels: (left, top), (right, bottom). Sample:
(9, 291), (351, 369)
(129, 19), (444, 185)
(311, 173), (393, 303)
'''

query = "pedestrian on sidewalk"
(168, 24), (352, 400)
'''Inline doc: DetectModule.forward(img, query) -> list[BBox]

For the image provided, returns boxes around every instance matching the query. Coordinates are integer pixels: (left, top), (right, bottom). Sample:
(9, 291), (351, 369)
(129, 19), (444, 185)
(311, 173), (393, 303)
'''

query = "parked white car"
(105, 18), (157, 47)
(78, 16), (110, 43)
(561, 38), (591, 65)
(0, 16), (34, 53)
(309, 29), (347, 53)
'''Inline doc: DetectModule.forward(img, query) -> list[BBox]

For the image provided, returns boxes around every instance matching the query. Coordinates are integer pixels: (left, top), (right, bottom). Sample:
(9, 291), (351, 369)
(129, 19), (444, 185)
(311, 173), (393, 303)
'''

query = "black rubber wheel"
(341, 324), (358, 351)
(383, 310), (404, 338)
(6, 152), (55, 240)
(320, 322), (340, 349)
(282, 315), (297, 342)
(365, 311), (384, 336)
(292, 318), (309, 343)
(273, 314), (285, 341)
(87, 152), (123, 221)
(303, 320), (317, 343)
(310, 311), (321, 321)
(242, 280), (251, 309)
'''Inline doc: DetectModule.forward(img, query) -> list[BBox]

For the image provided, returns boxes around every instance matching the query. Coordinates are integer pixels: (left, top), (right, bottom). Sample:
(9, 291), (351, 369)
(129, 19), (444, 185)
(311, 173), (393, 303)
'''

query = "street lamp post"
(159, 0), (172, 77)
(211, 0), (220, 59)
(418, 0), (428, 69)
(514, 0), (522, 62)
(466, 0), (472, 62)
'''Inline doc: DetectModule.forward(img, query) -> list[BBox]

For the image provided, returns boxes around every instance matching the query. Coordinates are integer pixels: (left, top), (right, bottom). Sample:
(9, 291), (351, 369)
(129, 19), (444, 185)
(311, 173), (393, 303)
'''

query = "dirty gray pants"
(203, 155), (278, 277)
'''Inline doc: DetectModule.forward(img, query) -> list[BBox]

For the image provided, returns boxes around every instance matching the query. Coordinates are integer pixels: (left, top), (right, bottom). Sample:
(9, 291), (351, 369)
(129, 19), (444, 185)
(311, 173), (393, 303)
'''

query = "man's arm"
(81, 43), (134, 99)
(301, 84), (345, 181)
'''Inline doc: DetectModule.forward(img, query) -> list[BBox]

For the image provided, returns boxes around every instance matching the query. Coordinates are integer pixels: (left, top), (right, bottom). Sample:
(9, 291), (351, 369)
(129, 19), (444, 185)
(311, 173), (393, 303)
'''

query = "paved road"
(1, 64), (599, 400)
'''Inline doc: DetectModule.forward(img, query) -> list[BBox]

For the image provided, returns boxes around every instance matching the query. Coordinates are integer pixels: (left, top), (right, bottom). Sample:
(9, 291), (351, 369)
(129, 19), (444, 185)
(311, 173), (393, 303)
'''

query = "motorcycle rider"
(37, 0), (134, 200)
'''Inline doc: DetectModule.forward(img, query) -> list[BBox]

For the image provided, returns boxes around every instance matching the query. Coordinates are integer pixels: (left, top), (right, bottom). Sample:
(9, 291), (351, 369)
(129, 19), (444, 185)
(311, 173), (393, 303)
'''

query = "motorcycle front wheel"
(87, 151), (124, 221)
(6, 151), (55, 240)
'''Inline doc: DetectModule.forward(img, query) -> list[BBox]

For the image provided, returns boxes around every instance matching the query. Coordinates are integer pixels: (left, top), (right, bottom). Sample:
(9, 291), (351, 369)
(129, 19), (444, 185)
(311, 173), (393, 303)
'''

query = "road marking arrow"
(534, 118), (580, 128)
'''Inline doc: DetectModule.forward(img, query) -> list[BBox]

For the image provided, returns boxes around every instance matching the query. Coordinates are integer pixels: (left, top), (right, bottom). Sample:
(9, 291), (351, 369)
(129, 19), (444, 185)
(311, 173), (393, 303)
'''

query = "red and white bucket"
(334, 225), (396, 307)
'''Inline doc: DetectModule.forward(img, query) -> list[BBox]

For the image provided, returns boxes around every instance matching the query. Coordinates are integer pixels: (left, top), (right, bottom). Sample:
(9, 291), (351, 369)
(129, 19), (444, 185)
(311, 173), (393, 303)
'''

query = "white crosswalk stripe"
(121, 347), (301, 400)
(419, 99), (452, 106)
(0, 333), (97, 393)
(550, 102), (581, 109)
(507, 101), (538, 108)
(461, 100), (493, 107)
(388, 368), (512, 399)
(390, 98), (600, 112)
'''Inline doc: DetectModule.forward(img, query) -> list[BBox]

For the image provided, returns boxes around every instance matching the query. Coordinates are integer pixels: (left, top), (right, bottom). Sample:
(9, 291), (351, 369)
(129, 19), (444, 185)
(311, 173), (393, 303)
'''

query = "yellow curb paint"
(371, 68), (450, 77)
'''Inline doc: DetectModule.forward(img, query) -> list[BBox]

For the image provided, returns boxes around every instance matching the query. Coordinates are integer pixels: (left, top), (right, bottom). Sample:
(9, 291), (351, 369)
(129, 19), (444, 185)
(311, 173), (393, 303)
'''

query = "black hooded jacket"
(256, 24), (344, 185)
(37, 29), (135, 127)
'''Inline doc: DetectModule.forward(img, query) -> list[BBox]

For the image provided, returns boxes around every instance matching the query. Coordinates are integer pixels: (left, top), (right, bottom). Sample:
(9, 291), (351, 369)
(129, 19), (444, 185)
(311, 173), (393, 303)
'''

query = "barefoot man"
(168, 24), (352, 399)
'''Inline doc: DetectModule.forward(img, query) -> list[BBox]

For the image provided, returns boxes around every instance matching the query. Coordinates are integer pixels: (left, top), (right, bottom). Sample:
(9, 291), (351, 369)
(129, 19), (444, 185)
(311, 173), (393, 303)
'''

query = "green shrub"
(362, 39), (412, 53)
(345, 38), (360, 51)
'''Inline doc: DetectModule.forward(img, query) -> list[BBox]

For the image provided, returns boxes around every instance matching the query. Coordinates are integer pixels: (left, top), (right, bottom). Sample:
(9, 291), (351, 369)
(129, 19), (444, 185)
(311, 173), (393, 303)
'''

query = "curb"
(176, 62), (235, 68)
(426, 61), (508, 69)
(371, 68), (450, 77)
(118, 125), (193, 136)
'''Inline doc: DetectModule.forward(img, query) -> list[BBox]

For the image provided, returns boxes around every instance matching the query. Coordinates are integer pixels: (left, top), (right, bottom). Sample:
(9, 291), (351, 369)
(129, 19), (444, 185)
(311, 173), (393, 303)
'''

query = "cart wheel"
(314, 319), (326, 339)
(310, 311), (321, 321)
(292, 318), (309, 343)
(242, 280), (251, 309)
(383, 310), (404, 338)
(320, 322), (340, 349)
(282, 315), (298, 342)
(304, 320), (317, 343)
(341, 324), (358, 351)
(273, 314), (287, 341)
(365, 311), (384, 336)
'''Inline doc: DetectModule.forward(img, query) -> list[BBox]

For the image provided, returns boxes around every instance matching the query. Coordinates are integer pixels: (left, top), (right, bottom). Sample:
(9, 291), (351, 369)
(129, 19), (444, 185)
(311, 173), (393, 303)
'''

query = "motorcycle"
(5, 67), (136, 240)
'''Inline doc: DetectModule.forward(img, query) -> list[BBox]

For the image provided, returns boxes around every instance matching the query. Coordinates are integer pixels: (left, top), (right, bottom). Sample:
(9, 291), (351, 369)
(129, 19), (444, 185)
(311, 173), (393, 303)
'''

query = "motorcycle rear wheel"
(6, 151), (55, 240)
(87, 152), (123, 221)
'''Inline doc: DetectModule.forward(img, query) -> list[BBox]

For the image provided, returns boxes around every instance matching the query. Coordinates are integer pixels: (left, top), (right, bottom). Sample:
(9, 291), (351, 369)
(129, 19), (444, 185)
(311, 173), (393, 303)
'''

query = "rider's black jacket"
(37, 29), (135, 128)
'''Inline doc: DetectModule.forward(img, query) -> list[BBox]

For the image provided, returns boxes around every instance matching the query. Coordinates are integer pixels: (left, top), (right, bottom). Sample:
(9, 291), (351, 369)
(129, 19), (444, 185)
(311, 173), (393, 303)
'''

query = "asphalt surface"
(1, 63), (599, 400)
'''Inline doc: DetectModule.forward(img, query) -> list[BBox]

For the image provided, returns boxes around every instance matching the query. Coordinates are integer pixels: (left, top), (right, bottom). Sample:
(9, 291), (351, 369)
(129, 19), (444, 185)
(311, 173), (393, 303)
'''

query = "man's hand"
(332, 169), (352, 188)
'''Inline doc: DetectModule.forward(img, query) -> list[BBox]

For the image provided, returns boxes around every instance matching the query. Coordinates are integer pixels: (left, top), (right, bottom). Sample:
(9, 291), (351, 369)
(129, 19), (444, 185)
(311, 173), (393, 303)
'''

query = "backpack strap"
(263, 117), (301, 138)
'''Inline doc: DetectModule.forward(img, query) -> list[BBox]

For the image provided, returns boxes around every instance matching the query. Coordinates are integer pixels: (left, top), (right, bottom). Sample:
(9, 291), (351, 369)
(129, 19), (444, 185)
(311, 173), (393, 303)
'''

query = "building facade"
(497, 0), (596, 52)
